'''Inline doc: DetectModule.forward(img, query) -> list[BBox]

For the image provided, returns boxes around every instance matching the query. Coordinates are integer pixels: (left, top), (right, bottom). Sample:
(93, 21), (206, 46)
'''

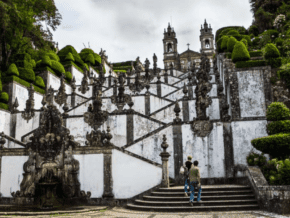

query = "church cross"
(187, 43), (190, 50)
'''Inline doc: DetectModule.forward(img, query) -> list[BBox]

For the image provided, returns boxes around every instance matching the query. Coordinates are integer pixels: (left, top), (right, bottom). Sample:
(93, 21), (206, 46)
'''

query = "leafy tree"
(0, 0), (62, 73)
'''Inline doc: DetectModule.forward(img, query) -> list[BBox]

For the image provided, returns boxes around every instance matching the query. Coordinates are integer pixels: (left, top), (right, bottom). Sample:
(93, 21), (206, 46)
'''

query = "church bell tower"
(200, 19), (214, 54)
(163, 23), (178, 69)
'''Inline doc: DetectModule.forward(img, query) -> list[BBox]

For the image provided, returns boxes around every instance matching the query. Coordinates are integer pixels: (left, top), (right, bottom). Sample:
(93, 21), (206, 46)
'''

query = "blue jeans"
(189, 181), (202, 202)
(184, 178), (189, 193)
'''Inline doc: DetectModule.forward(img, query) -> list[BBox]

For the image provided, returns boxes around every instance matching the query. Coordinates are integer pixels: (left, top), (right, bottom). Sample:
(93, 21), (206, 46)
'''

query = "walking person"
(183, 156), (193, 197)
(189, 160), (202, 206)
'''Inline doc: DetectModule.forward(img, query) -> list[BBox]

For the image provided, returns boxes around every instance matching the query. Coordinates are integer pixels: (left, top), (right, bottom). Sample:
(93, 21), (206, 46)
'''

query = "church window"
(167, 43), (173, 52)
(205, 39), (210, 48)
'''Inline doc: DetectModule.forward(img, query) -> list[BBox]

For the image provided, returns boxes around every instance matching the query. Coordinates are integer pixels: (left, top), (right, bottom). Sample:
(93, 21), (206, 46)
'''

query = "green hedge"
(267, 120), (290, 135)
(232, 41), (250, 63)
(215, 26), (246, 41)
(41, 55), (52, 67)
(85, 53), (95, 65)
(47, 51), (60, 62)
(241, 38), (248, 48)
(50, 60), (65, 76)
(113, 70), (127, 73)
(113, 66), (132, 71)
(251, 133), (290, 160)
(267, 57), (282, 68)
(246, 151), (267, 167)
(2, 76), (45, 94)
(16, 60), (33, 69)
(18, 68), (35, 83)
(0, 92), (9, 103)
(62, 61), (84, 73)
(249, 25), (259, 36)
(252, 37), (261, 46)
(35, 76), (45, 89)
(264, 43), (280, 59)
(227, 36), (237, 52)
(58, 45), (85, 68)
(279, 69), (290, 90)
(7, 64), (19, 76)
(221, 36), (229, 51)
(266, 102), (290, 121)
(235, 60), (266, 68)
(65, 71), (72, 82)
(0, 103), (9, 110)
(93, 53), (102, 64)
(249, 50), (263, 57)
(65, 52), (75, 62)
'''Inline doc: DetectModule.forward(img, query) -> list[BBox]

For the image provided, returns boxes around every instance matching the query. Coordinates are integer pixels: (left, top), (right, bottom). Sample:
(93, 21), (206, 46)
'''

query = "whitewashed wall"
(68, 99), (92, 116)
(1, 156), (28, 197)
(165, 89), (184, 101)
(0, 110), (11, 148)
(126, 126), (174, 178)
(151, 102), (183, 124)
(112, 149), (162, 198)
(134, 115), (161, 140)
(237, 70), (266, 117)
(74, 154), (104, 198)
(72, 65), (84, 85)
(150, 96), (171, 114)
(231, 120), (270, 176)
(182, 123), (225, 179)
(207, 99), (220, 120)
(161, 84), (178, 97)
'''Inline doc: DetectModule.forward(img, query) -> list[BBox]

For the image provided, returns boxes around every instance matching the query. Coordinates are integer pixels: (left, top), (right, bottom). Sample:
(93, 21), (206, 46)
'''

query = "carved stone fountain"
(12, 91), (91, 209)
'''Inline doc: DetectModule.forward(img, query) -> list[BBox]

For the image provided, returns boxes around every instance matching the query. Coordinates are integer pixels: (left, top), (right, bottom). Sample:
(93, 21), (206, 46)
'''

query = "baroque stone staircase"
(127, 184), (261, 212)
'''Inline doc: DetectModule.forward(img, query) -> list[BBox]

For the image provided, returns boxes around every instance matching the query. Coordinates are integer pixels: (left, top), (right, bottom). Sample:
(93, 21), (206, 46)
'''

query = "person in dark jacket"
(184, 155), (193, 197)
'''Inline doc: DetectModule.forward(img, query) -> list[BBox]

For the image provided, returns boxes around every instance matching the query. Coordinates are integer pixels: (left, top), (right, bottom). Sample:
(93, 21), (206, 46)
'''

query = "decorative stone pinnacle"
(21, 84), (35, 122)
(173, 100), (182, 124)
(161, 134), (168, 152)
(0, 132), (6, 149)
(11, 97), (19, 113)
(183, 83), (188, 100)
(55, 74), (67, 106)
(71, 76), (76, 93)
(78, 68), (90, 94)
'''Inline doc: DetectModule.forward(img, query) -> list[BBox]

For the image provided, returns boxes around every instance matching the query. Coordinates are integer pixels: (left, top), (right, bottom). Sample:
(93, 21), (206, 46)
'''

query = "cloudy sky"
(53, 0), (253, 68)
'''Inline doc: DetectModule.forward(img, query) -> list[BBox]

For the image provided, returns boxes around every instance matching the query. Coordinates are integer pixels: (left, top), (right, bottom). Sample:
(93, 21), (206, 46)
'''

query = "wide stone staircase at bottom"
(127, 184), (261, 212)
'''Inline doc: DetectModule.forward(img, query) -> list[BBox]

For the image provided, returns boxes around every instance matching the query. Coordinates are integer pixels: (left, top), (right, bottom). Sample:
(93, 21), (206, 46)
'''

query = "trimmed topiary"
(85, 53), (95, 65)
(232, 41), (250, 63)
(58, 45), (85, 68)
(252, 37), (261, 46)
(249, 50), (263, 57)
(235, 60), (266, 68)
(227, 30), (240, 37)
(0, 103), (8, 110)
(267, 57), (282, 68)
(94, 53), (102, 64)
(266, 102), (290, 121)
(242, 35), (252, 46)
(216, 38), (224, 53)
(267, 120), (290, 135)
(65, 71), (72, 82)
(246, 151), (267, 167)
(7, 63), (19, 76)
(241, 38), (248, 48)
(50, 60), (65, 76)
(16, 60), (33, 69)
(18, 68), (35, 83)
(264, 43), (280, 59)
(275, 37), (284, 46)
(65, 52), (75, 62)
(31, 59), (36, 68)
(47, 51), (60, 62)
(35, 76), (45, 88)
(0, 92), (9, 104)
(227, 36), (237, 52)
(221, 36), (229, 52)
(41, 55), (52, 67)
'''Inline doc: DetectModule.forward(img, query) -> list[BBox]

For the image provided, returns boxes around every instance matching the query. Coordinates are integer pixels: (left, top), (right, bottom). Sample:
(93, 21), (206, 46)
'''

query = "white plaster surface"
(182, 123), (225, 179)
(66, 117), (93, 146)
(150, 96), (171, 114)
(112, 149), (162, 199)
(173, 79), (189, 88)
(101, 98), (118, 113)
(74, 154), (104, 198)
(72, 66), (84, 85)
(0, 110), (11, 148)
(126, 125), (174, 178)
(161, 84), (178, 97)
(102, 88), (113, 97)
(231, 120), (270, 171)
(133, 115), (161, 140)
(1, 156), (28, 197)
(165, 89), (184, 101)
(131, 96), (145, 114)
(209, 84), (217, 97)
(68, 99), (92, 116)
(151, 102), (183, 124)
(100, 115), (127, 147)
(207, 98), (220, 120)
(237, 70), (266, 117)
(188, 100), (196, 121)
(14, 84), (28, 111)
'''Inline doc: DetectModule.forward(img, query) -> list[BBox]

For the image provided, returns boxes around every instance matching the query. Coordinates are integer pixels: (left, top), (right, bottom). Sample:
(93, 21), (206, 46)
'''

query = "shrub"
(83, 63), (89, 71)
(16, 60), (33, 69)
(216, 38), (224, 53)
(241, 38), (248, 48)
(232, 41), (250, 63)
(7, 64), (19, 76)
(266, 102), (290, 121)
(2, 76), (45, 94)
(246, 151), (267, 167)
(266, 29), (279, 39)
(50, 60), (65, 76)
(47, 51), (60, 61)
(227, 36), (237, 52)
(275, 37), (284, 46)
(235, 60), (266, 68)
(0, 103), (9, 110)
(15, 53), (31, 63)
(261, 160), (280, 185)
(267, 120), (290, 135)
(249, 25), (259, 36)
(278, 68), (290, 90)
(221, 36), (229, 51)
(35, 76), (45, 88)
(65, 71), (72, 82)
(80, 48), (94, 54)
(243, 35), (252, 46)
(58, 45), (84, 68)
(113, 70), (127, 73)
(0, 92), (9, 103)
(252, 37), (261, 46)
(31, 59), (36, 68)
(249, 50), (263, 57)
(85, 53), (95, 65)
(41, 55), (52, 67)
(18, 67), (35, 83)
(267, 57), (282, 68)
(0, 79), (2, 92)
(65, 52), (75, 62)
(227, 30), (240, 37)
(94, 53), (102, 64)
(264, 43), (280, 59)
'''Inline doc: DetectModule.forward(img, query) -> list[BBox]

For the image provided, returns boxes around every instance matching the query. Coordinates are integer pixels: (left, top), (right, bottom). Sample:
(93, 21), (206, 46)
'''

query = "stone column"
(102, 150), (114, 198)
(164, 72), (168, 84)
(145, 95), (150, 116)
(157, 73), (162, 97)
(108, 76), (112, 87)
(223, 123), (234, 178)
(182, 85), (189, 122)
(159, 135), (171, 188)
(126, 113), (134, 145)
(127, 77), (130, 85)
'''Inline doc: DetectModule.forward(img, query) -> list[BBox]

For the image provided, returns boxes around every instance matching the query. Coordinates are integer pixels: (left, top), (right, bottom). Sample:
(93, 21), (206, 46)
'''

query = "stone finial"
(71, 76), (76, 93)
(11, 97), (19, 113)
(106, 126), (112, 142)
(21, 84), (35, 122)
(157, 71), (161, 83)
(173, 100), (182, 124)
(0, 132), (6, 149)
(41, 96), (46, 110)
(183, 83), (188, 100)
(161, 135), (168, 152)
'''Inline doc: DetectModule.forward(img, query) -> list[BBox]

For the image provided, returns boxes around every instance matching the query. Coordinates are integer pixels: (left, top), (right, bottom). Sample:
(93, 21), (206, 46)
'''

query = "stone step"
(134, 199), (258, 207)
(143, 194), (256, 201)
(151, 190), (253, 197)
(126, 203), (261, 212)
(159, 186), (252, 192)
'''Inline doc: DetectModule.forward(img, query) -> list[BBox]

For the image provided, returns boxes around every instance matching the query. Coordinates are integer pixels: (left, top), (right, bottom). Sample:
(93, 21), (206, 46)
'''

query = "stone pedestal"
(160, 151), (170, 187)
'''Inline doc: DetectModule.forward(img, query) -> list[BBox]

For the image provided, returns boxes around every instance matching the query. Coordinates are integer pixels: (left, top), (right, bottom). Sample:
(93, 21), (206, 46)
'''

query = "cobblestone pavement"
(1, 207), (290, 218)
